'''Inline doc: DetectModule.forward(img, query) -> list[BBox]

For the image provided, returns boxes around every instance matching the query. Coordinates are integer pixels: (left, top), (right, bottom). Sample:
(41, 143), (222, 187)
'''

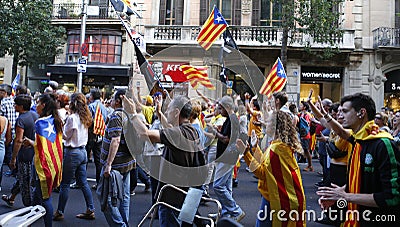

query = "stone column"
(369, 53), (386, 109)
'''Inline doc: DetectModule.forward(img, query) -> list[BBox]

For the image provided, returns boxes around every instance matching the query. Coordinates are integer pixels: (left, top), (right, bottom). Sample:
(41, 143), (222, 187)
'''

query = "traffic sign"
(81, 43), (88, 57)
(77, 58), (87, 73)
(78, 58), (87, 64)
(77, 64), (87, 73)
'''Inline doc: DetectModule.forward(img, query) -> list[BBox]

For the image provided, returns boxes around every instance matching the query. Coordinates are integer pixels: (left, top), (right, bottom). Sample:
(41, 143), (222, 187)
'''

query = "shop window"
(199, 0), (241, 25)
(0, 68), (4, 84)
(66, 34), (122, 64)
(300, 83), (321, 103)
(159, 0), (184, 25)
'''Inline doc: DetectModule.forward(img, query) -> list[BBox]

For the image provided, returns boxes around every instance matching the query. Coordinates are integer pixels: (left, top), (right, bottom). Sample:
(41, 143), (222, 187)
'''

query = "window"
(159, 0), (184, 25)
(255, 0), (282, 26)
(66, 33), (122, 64)
(200, 0), (241, 25)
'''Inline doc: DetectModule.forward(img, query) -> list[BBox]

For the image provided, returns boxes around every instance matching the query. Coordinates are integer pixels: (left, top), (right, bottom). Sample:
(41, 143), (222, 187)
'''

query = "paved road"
(0, 159), (324, 226)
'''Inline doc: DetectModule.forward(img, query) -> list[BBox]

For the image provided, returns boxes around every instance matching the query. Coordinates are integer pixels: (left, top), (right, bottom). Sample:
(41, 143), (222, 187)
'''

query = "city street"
(0, 159), (324, 226)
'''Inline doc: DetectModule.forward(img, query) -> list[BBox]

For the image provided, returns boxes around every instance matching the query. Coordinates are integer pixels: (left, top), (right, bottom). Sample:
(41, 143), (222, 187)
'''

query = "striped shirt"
(100, 109), (135, 173)
(0, 97), (18, 138)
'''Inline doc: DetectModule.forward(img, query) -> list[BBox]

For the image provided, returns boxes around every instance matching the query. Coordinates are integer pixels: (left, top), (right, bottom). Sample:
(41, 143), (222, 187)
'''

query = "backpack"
(298, 114), (310, 137)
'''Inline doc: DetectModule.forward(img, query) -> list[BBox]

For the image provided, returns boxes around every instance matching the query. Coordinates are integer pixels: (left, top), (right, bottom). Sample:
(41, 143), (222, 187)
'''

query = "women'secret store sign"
(301, 67), (343, 82)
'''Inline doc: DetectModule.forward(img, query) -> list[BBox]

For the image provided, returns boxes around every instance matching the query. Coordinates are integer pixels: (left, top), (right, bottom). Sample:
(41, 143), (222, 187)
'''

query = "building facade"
(0, 0), (399, 109)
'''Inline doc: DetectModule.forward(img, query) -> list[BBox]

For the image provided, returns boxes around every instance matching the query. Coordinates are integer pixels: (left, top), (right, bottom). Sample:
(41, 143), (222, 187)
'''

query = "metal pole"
(77, 0), (88, 93)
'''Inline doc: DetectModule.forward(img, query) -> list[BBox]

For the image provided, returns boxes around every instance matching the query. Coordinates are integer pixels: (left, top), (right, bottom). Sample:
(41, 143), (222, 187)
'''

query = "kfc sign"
(149, 61), (189, 83)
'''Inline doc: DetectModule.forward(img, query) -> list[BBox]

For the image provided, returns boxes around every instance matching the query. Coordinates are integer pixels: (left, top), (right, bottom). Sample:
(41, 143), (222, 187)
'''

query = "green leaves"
(271, 0), (344, 63)
(0, 0), (65, 67)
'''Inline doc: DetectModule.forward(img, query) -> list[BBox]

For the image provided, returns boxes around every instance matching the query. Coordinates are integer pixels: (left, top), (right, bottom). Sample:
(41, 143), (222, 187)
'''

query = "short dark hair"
(0, 84), (12, 96)
(253, 100), (260, 111)
(16, 85), (27, 95)
(14, 94), (32, 111)
(340, 93), (376, 121)
(301, 101), (310, 111)
(169, 95), (192, 119)
(330, 102), (340, 113)
(90, 88), (101, 100)
(114, 89), (126, 104)
(273, 91), (288, 106)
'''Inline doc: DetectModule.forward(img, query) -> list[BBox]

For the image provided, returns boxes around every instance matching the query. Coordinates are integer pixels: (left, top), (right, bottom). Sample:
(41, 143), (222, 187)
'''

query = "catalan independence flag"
(259, 58), (287, 98)
(11, 73), (20, 96)
(180, 65), (216, 90)
(93, 104), (106, 136)
(197, 6), (227, 50)
(244, 141), (306, 227)
(34, 116), (63, 199)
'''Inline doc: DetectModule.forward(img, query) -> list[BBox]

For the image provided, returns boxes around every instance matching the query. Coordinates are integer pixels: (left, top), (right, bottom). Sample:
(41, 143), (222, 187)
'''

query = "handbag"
(326, 141), (347, 159)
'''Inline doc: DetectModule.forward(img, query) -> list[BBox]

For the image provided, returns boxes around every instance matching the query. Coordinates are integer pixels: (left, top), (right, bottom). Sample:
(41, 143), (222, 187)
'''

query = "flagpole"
(77, 0), (88, 93)
(117, 15), (171, 100)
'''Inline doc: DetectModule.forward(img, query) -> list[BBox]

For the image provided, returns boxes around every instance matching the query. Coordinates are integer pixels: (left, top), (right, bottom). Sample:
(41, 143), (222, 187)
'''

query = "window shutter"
(252, 0), (260, 26)
(159, 0), (167, 25)
(233, 0), (241, 25)
(176, 0), (184, 25)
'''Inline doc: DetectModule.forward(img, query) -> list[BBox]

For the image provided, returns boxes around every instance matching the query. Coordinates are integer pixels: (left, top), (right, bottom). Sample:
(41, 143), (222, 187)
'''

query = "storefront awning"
(46, 64), (131, 77)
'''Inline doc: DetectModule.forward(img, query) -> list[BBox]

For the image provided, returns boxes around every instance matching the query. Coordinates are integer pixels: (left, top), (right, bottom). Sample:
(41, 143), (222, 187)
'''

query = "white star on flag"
(216, 16), (222, 23)
(278, 69), (285, 76)
(44, 121), (55, 138)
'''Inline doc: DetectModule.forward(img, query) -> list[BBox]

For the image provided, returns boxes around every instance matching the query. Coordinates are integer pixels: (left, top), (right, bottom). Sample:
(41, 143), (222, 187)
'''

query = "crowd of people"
(0, 79), (399, 227)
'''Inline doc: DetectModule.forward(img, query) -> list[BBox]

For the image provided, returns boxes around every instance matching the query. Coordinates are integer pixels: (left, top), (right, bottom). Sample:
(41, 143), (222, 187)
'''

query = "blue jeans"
(57, 147), (94, 214)
(256, 197), (272, 227)
(213, 162), (242, 217)
(103, 171), (131, 227)
(159, 204), (180, 227)
(33, 177), (53, 227)
(130, 165), (150, 192)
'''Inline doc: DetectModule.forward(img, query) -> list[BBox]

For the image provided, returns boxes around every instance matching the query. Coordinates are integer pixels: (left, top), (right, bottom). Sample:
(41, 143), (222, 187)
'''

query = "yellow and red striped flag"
(34, 116), (63, 199)
(93, 104), (106, 136)
(197, 6), (227, 50)
(245, 141), (306, 227)
(259, 58), (287, 98)
(180, 65), (216, 90)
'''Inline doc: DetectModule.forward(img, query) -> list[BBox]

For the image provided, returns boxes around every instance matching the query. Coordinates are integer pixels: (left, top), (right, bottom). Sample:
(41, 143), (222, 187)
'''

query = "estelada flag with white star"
(259, 57), (287, 98)
(197, 6), (227, 50)
(34, 115), (63, 199)
(11, 73), (20, 96)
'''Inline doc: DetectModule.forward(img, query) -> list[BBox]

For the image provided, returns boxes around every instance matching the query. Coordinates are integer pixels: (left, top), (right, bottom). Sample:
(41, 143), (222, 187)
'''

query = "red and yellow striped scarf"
(344, 121), (392, 227)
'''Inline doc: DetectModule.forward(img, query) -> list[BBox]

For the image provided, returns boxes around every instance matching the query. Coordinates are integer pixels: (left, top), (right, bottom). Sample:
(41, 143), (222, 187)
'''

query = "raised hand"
(121, 95), (137, 115)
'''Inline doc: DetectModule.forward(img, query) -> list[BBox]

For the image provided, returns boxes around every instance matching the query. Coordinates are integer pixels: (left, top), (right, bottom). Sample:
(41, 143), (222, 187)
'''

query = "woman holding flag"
(22, 94), (63, 227)
(236, 99), (306, 227)
(54, 93), (95, 221)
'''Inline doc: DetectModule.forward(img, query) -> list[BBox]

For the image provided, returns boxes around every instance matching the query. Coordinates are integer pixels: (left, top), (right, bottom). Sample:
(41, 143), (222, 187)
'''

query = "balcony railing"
(373, 27), (400, 48)
(143, 25), (355, 49)
(52, 3), (118, 19)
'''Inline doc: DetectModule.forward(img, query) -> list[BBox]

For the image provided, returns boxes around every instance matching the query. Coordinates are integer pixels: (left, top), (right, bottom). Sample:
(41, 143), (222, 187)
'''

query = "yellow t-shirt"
(247, 110), (263, 139)
(141, 105), (155, 125)
(209, 115), (226, 147)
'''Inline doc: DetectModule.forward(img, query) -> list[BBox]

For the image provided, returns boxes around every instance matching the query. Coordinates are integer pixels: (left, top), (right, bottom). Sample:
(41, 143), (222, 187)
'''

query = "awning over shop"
(46, 64), (131, 77)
